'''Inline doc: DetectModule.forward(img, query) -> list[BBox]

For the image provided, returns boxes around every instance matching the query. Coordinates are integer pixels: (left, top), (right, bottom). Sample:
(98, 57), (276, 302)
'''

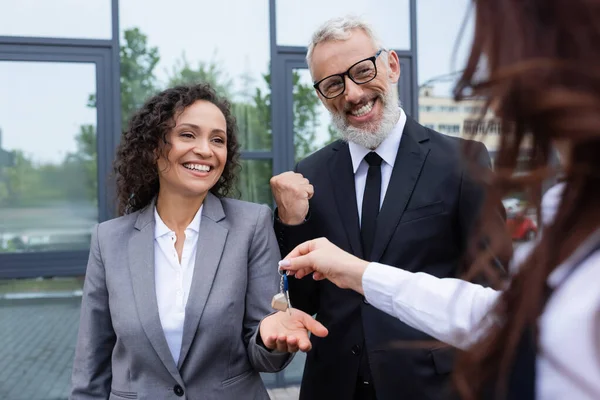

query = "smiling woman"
(156, 102), (229, 204)
(70, 83), (328, 400)
(114, 84), (240, 215)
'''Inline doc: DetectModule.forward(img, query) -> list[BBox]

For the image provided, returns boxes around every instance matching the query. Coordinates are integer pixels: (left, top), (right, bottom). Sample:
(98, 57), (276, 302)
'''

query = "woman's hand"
(278, 237), (370, 294)
(259, 309), (328, 352)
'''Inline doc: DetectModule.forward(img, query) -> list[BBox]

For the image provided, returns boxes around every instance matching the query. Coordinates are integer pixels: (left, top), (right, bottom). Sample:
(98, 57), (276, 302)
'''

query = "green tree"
(326, 123), (338, 145)
(167, 53), (233, 99)
(120, 28), (160, 131)
(67, 27), (162, 207)
(292, 71), (322, 161)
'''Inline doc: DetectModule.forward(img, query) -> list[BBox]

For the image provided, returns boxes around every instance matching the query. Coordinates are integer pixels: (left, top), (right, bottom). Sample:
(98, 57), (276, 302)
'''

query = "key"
(283, 274), (292, 314)
(272, 268), (292, 313)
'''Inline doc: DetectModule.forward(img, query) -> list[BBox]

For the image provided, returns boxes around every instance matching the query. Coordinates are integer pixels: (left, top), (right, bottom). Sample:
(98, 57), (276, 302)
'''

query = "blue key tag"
(283, 274), (292, 313)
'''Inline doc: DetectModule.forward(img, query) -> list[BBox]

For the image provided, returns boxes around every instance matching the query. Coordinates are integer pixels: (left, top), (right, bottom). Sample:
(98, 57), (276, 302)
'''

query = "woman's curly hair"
(114, 83), (240, 215)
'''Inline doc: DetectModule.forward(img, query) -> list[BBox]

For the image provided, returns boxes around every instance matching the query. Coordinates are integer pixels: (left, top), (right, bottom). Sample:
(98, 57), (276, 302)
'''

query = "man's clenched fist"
(270, 172), (314, 225)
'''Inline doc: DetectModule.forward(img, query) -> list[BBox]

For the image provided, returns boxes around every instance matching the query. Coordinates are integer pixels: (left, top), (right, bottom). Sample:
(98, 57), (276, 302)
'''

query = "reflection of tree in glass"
(167, 53), (233, 99)
(292, 71), (321, 162)
(0, 27), (337, 222)
(120, 28), (160, 131)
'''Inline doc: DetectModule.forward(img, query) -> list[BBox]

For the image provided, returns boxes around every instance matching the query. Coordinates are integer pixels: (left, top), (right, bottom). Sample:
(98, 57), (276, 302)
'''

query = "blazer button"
(363, 297), (370, 305)
(173, 385), (184, 397)
(351, 344), (362, 356)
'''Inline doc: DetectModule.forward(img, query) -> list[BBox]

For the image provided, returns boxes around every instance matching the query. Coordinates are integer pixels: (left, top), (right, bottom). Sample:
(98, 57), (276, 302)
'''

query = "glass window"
(292, 69), (337, 163)
(417, 0), (502, 151)
(119, 0), (271, 151)
(0, 61), (98, 254)
(0, 0), (111, 39)
(238, 159), (273, 207)
(276, 0), (411, 49)
(418, 0), (535, 243)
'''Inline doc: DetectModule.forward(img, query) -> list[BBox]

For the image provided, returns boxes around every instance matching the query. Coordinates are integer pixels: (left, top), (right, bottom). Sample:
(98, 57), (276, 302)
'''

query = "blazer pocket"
(222, 369), (254, 387)
(400, 201), (445, 224)
(110, 389), (137, 399)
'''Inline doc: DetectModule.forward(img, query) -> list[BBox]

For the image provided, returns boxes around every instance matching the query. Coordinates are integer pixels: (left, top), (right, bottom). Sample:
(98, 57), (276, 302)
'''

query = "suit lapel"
(177, 193), (228, 369)
(371, 117), (430, 261)
(128, 202), (182, 380)
(328, 141), (364, 259)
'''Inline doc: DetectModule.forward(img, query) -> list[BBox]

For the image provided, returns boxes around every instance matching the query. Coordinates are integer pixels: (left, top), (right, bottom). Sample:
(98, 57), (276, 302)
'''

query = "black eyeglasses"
(313, 49), (385, 99)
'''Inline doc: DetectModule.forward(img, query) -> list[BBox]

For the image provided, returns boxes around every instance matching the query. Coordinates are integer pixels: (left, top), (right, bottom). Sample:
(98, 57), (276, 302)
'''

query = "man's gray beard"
(331, 86), (401, 150)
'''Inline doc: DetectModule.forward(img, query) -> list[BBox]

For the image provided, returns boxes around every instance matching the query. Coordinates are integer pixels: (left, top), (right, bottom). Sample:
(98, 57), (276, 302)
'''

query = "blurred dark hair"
(114, 83), (240, 215)
(453, 0), (600, 399)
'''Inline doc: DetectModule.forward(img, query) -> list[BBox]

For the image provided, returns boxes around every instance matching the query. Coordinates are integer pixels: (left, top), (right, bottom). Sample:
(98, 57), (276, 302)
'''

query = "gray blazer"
(70, 193), (293, 400)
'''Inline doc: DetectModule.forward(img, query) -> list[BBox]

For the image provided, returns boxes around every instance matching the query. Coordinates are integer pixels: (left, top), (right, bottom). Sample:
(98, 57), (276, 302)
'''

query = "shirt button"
(351, 344), (362, 356)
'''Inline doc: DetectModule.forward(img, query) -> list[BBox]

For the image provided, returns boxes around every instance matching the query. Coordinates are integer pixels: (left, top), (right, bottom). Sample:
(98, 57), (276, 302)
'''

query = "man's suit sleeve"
(246, 205), (294, 372)
(273, 162), (320, 315)
(70, 224), (116, 400)
(458, 142), (513, 271)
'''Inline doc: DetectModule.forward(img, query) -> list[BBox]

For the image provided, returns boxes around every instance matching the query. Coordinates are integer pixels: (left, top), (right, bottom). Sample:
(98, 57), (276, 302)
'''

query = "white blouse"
(362, 184), (600, 399)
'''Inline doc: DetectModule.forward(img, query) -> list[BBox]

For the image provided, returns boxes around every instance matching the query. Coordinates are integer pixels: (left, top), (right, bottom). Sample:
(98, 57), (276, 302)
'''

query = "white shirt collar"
(154, 204), (203, 239)
(349, 108), (406, 173)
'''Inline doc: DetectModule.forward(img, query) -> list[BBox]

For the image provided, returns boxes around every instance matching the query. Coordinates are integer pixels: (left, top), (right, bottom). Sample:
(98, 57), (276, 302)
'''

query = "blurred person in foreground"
(279, 1), (600, 399)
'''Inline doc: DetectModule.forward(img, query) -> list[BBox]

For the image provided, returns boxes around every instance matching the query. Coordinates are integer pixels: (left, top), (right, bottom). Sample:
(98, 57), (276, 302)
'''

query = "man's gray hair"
(306, 16), (384, 72)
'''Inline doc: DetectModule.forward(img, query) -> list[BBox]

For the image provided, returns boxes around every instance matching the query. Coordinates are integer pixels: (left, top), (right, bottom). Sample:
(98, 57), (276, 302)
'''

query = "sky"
(0, 0), (473, 164)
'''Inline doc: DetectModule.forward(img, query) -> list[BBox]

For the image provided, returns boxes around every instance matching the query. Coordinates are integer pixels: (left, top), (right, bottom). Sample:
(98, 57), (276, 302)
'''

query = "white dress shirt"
(349, 108), (407, 225)
(362, 183), (600, 399)
(154, 205), (202, 365)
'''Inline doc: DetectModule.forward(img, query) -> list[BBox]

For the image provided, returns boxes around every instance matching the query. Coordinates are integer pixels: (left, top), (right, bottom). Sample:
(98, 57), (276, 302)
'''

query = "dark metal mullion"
(410, 0), (419, 120)
(96, 50), (112, 223)
(274, 45), (305, 55)
(240, 151), (273, 160)
(267, 1), (288, 388)
(0, 36), (112, 48)
(0, 48), (110, 62)
(105, 0), (123, 220)
(269, 0), (287, 179)
(0, 251), (89, 279)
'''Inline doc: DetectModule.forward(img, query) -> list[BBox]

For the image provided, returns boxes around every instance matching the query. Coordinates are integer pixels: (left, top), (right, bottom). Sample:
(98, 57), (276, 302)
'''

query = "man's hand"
(279, 238), (370, 295)
(270, 172), (314, 225)
(259, 309), (328, 352)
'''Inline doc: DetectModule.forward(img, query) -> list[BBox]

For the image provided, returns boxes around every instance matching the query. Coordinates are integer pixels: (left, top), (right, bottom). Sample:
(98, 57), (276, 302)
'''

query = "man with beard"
(270, 16), (507, 400)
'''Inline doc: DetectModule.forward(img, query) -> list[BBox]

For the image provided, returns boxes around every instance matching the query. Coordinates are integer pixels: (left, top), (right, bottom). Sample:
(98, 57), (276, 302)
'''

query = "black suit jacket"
(275, 116), (506, 400)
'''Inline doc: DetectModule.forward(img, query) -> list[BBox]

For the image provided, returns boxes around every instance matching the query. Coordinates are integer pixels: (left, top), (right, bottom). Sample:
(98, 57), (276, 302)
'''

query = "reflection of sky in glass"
(276, 0), (411, 49)
(0, 62), (96, 164)
(418, 0), (473, 96)
(0, 0), (111, 39)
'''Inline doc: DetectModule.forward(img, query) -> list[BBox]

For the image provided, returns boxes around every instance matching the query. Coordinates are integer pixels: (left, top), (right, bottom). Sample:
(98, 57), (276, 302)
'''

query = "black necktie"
(361, 152), (382, 261)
